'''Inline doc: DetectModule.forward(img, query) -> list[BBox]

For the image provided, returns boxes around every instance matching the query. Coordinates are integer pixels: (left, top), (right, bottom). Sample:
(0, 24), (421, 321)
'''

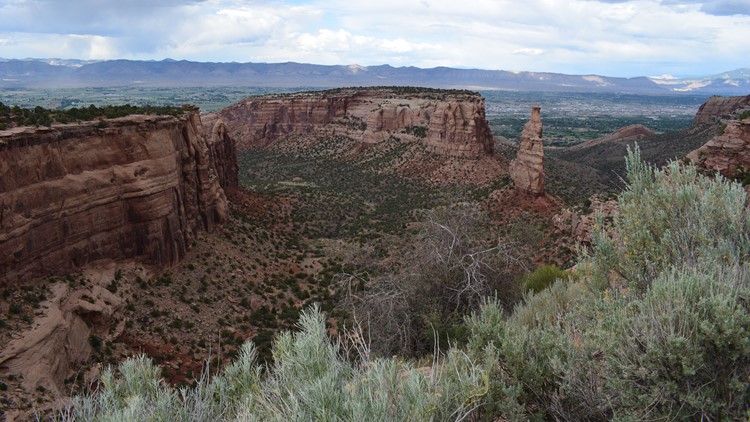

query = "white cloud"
(67, 35), (118, 60)
(0, 0), (748, 76)
(513, 48), (546, 56)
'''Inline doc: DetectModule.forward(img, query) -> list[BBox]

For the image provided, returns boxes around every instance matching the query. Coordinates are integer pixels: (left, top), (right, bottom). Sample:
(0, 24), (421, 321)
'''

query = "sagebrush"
(59, 146), (750, 421)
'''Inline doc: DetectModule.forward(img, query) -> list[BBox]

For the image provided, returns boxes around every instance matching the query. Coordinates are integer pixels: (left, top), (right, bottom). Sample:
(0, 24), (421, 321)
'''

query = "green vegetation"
(267, 86), (477, 99)
(403, 125), (428, 138)
(520, 264), (569, 293)
(238, 137), (452, 241)
(60, 146), (750, 420)
(547, 123), (720, 201)
(482, 90), (704, 146)
(0, 86), (292, 112)
(0, 102), (188, 128)
(490, 114), (694, 146)
(58, 306), (489, 421)
(586, 146), (750, 291)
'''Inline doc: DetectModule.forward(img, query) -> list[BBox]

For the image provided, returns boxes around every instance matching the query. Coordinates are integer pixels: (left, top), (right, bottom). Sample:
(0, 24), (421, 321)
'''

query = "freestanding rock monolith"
(510, 106), (545, 195)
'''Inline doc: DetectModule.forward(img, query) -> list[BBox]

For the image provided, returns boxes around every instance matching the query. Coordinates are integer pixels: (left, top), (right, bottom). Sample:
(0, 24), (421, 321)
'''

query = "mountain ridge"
(2, 58), (748, 95)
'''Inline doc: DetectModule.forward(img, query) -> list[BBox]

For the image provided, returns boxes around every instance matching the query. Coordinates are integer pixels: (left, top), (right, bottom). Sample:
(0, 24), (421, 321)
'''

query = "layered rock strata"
(693, 95), (750, 125)
(510, 106), (545, 195)
(0, 111), (237, 287)
(687, 118), (750, 178)
(211, 88), (494, 158)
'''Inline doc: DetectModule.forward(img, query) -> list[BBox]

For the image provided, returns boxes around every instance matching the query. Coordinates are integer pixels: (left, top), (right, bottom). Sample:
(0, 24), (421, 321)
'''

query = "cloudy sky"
(0, 0), (748, 77)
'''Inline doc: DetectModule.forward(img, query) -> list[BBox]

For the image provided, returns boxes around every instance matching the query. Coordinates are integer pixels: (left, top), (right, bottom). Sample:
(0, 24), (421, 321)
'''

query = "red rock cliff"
(0, 111), (238, 287)
(211, 88), (494, 159)
(687, 118), (750, 178)
(693, 95), (750, 125)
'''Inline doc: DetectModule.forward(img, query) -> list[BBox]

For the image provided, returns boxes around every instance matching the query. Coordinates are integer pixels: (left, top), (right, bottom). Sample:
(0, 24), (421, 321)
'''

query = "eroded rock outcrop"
(693, 94), (750, 125)
(687, 118), (750, 178)
(0, 274), (124, 395)
(510, 106), (545, 195)
(212, 88), (494, 158)
(0, 110), (238, 287)
(553, 196), (619, 244)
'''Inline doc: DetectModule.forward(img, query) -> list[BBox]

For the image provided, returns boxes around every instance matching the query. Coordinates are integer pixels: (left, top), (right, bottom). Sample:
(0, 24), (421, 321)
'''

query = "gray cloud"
(0, 0), (203, 35)
(699, 0), (750, 15)
(595, 0), (750, 15)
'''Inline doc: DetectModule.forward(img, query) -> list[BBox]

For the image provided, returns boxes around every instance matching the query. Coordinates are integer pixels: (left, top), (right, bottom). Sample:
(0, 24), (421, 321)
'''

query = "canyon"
(1, 88), (748, 419)
(0, 88), (502, 417)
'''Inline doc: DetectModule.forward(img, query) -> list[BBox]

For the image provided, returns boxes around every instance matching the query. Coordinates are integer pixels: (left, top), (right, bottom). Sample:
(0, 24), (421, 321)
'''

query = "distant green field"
(480, 90), (707, 146)
(1, 86), (706, 147)
(0, 86), (321, 112)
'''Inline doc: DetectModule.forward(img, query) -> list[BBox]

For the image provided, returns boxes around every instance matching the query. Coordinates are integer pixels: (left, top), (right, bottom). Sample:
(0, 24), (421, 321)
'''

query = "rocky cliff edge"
(0, 110), (238, 287)
(693, 94), (750, 125)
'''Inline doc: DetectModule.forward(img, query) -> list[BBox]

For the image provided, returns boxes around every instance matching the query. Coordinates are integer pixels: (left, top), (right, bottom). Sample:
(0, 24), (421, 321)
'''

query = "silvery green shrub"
(59, 305), (491, 421)
(60, 147), (750, 421)
(586, 145), (750, 290)
(463, 147), (750, 420)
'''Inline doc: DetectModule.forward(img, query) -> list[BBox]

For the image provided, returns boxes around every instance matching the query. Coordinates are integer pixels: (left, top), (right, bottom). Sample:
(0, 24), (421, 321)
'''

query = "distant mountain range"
(1, 58), (748, 95)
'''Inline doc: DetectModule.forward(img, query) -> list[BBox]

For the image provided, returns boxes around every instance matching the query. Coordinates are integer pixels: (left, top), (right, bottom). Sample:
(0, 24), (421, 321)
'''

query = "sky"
(0, 0), (748, 77)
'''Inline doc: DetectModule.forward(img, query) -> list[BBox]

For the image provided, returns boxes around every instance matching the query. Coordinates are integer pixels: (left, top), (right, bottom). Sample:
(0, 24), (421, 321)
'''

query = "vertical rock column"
(510, 106), (545, 195)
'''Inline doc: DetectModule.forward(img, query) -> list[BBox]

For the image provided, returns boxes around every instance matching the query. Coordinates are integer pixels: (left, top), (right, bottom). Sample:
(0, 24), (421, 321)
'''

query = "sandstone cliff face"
(425, 100), (494, 158)
(0, 111), (237, 287)
(212, 88), (494, 159)
(213, 94), (350, 148)
(510, 106), (545, 195)
(687, 118), (750, 178)
(693, 95), (750, 125)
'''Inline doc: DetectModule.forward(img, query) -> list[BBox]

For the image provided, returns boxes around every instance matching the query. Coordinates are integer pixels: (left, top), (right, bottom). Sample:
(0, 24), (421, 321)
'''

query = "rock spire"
(510, 106), (545, 195)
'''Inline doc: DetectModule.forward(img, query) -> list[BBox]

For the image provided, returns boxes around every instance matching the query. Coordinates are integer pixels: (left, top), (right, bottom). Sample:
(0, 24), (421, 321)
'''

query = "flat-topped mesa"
(212, 87), (494, 159)
(0, 111), (238, 287)
(510, 106), (545, 195)
(693, 94), (750, 125)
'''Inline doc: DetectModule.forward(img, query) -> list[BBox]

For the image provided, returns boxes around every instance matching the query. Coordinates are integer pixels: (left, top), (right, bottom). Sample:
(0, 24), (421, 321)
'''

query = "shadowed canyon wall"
(0, 111), (237, 287)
